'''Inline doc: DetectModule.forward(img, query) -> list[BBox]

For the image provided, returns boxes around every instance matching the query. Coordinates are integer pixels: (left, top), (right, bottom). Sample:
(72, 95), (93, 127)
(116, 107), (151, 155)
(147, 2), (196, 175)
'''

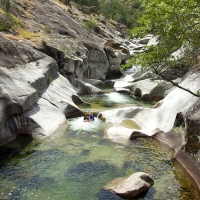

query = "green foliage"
(42, 39), (47, 46)
(0, 13), (13, 30)
(48, 76), (54, 84)
(99, 0), (143, 28)
(197, 90), (200, 97)
(128, 0), (200, 73)
(73, 0), (99, 7)
(84, 20), (97, 37)
(0, 0), (11, 12)
(72, 0), (143, 29)
(0, 0), (12, 31)
(0, 0), (24, 31)
(44, 26), (51, 34)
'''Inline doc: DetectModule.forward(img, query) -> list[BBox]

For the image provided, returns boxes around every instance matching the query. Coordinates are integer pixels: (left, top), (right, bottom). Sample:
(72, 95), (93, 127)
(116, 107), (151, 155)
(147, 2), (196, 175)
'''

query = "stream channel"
(0, 80), (199, 200)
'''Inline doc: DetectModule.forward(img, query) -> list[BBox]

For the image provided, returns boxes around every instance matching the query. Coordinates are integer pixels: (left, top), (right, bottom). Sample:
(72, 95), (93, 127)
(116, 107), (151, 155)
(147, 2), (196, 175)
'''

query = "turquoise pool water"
(0, 82), (199, 200)
(0, 116), (199, 200)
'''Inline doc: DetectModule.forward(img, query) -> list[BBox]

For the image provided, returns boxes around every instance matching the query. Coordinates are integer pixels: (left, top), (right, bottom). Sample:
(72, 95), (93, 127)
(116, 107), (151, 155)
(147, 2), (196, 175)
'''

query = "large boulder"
(82, 40), (110, 80)
(104, 172), (154, 199)
(104, 40), (130, 78)
(0, 34), (82, 145)
(114, 71), (173, 100)
(131, 79), (173, 101)
(43, 37), (129, 88)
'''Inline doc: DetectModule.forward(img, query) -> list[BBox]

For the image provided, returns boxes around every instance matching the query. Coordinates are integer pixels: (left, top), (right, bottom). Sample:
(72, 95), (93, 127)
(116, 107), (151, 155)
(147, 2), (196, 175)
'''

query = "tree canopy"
(126, 0), (200, 73)
(72, 0), (143, 29)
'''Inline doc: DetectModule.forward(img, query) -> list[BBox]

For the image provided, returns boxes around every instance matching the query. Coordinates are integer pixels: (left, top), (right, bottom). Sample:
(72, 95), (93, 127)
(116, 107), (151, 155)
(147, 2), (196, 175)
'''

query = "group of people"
(83, 113), (94, 122)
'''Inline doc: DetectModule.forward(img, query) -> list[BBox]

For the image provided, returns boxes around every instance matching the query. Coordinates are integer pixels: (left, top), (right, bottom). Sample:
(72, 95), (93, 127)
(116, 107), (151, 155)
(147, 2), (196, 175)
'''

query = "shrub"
(48, 76), (54, 84)
(84, 20), (97, 37)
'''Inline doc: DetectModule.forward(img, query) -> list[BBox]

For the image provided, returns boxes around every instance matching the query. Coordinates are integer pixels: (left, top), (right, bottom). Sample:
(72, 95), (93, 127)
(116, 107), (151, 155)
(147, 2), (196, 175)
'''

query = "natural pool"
(0, 90), (199, 200)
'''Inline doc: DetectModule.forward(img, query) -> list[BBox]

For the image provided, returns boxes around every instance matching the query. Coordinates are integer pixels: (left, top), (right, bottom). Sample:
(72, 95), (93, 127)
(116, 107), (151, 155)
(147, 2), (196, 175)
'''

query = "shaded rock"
(130, 131), (149, 140)
(154, 131), (200, 191)
(184, 99), (200, 158)
(104, 172), (154, 199)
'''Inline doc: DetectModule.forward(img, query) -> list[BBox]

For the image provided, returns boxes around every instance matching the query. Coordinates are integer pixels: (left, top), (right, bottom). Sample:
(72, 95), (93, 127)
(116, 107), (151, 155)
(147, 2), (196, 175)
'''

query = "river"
(0, 81), (199, 200)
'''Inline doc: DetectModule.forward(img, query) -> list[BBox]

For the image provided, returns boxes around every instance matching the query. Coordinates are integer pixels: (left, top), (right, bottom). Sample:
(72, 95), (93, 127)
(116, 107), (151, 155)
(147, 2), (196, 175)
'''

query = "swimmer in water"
(83, 116), (90, 122)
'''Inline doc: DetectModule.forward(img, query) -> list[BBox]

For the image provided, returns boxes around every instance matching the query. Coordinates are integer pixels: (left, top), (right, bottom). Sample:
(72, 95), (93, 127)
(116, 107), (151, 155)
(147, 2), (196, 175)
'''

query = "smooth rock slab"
(104, 172), (154, 199)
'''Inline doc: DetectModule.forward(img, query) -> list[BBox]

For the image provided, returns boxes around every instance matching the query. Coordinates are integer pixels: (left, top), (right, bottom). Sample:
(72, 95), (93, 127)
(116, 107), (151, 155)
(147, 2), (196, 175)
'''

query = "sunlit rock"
(104, 172), (154, 199)
(0, 34), (82, 145)
(101, 70), (200, 139)
(115, 71), (173, 100)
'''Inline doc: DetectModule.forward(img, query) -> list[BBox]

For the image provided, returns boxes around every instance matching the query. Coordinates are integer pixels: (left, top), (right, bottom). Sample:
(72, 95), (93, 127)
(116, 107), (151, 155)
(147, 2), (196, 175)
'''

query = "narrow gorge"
(1, 0), (200, 199)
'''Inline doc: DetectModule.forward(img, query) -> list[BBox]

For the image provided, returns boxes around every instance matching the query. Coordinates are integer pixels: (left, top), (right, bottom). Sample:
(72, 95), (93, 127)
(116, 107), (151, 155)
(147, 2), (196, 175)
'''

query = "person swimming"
(89, 113), (94, 121)
(83, 116), (90, 122)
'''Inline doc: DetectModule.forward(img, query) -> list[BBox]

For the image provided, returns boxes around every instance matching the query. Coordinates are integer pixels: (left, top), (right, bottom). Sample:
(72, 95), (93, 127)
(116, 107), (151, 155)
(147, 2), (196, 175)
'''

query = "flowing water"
(0, 82), (199, 200)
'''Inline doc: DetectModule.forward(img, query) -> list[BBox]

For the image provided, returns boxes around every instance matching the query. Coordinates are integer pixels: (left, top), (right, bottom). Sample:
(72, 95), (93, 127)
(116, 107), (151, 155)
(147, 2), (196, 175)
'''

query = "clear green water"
(0, 85), (199, 200)
(78, 92), (153, 113)
(0, 117), (199, 200)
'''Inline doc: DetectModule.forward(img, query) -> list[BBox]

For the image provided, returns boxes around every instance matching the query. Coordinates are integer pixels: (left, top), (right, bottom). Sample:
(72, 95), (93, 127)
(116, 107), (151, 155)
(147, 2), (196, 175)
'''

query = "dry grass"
(51, 0), (69, 10)
(17, 28), (40, 39)
(4, 34), (23, 41)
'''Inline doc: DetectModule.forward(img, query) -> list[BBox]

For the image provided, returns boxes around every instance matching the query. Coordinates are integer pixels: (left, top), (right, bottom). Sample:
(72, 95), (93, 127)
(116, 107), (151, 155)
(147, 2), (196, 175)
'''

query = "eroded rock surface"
(101, 70), (200, 142)
(0, 34), (82, 145)
(0, 0), (131, 144)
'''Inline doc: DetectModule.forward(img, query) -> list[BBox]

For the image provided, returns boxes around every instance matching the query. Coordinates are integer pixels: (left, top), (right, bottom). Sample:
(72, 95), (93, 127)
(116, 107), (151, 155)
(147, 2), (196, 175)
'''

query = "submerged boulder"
(104, 172), (154, 199)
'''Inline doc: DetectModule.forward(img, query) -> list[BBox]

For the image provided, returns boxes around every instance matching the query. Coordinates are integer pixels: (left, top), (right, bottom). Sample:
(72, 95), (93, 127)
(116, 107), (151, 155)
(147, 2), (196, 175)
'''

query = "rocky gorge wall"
(0, 0), (131, 145)
(0, 33), (84, 145)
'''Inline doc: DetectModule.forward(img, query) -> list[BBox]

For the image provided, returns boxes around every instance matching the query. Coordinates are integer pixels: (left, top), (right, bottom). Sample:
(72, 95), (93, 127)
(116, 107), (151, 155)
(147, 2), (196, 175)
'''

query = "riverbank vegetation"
(72, 0), (143, 29)
(125, 0), (200, 71)
(123, 0), (200, 96)
(0, 0), (23, 31)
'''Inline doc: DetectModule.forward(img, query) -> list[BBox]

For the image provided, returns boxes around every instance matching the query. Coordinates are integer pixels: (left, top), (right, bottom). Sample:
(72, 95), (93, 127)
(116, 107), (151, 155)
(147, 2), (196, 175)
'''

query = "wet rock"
(104, 172), (154, 199)
(130, 131), (149, 140)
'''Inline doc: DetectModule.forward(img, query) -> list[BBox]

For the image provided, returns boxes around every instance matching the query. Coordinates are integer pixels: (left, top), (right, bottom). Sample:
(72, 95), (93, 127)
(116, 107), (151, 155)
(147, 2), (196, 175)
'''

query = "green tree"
(0, 0), (11, 12)
(127, 0), (200, 97)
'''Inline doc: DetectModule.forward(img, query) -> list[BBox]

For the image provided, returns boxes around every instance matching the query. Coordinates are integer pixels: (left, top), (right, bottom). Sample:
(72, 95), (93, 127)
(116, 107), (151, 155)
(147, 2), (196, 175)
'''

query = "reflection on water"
(0, 117), (199, 200)
(0, 77), (199, 200)
(105, 92), (135, 103)
(78, 92), (153, 113)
